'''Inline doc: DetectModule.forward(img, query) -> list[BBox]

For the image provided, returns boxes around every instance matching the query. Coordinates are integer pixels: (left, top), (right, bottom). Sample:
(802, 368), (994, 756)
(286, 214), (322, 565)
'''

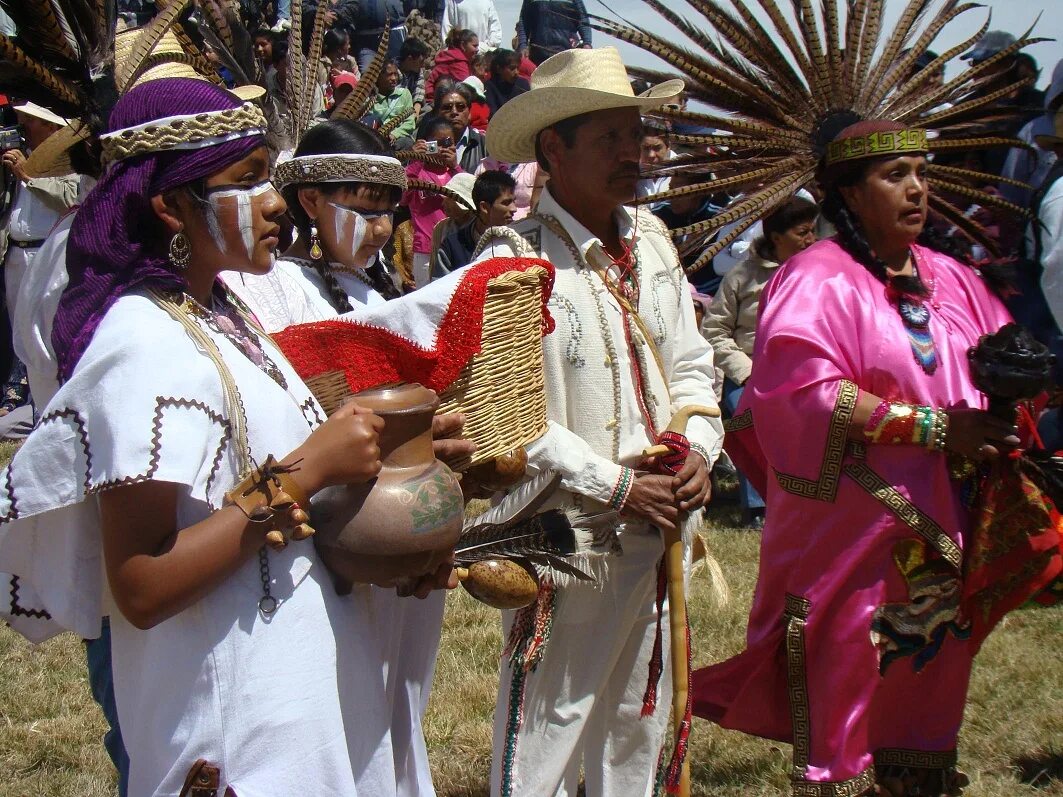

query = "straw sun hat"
(486, 47), (684, 164)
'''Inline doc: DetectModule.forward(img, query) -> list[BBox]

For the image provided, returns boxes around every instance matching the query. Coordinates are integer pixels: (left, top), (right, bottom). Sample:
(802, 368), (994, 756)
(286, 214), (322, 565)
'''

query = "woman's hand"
(412, 139), (428, 155)
(286, 402), (384, 495)
(945, 407), (1020, 461)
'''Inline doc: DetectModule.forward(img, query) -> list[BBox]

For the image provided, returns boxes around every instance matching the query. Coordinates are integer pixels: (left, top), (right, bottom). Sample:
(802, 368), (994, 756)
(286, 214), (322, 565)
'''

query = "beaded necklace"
(891, 248), (939, 376)
(531, 212), (664, 444)
(182, 289), (289, 389)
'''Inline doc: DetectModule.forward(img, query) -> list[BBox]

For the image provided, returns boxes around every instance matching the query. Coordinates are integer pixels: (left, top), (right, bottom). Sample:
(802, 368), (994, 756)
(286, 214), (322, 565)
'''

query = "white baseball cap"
(12, 101), (70, 128)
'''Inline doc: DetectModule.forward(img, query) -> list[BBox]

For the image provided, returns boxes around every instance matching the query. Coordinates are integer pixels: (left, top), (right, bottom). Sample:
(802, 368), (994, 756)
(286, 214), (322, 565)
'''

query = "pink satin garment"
(693, 239), (1012, 784)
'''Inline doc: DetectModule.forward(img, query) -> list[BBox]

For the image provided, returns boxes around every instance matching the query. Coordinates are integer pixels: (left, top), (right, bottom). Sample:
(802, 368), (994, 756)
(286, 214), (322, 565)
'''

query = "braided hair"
(283, 119), (404, 312)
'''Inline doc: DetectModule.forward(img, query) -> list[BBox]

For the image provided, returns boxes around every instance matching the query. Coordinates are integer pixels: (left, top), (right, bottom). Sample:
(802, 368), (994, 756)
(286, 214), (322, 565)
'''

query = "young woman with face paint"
(254, 117), (474, 797)
(0, 79), (405, 796)
(275, 120), (406, 315)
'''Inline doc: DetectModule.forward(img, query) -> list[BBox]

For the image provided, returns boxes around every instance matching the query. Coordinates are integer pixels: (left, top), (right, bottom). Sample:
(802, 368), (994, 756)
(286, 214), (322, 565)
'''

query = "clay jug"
(311, 383), (465, 588)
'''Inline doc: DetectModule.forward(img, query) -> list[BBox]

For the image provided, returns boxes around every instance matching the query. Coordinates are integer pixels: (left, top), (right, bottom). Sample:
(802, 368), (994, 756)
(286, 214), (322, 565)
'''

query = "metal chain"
(258, 547), (277, 616)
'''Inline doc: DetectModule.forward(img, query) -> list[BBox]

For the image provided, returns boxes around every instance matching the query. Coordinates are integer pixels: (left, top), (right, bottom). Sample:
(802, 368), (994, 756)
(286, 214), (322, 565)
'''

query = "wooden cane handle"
(642, 404), (720, 459)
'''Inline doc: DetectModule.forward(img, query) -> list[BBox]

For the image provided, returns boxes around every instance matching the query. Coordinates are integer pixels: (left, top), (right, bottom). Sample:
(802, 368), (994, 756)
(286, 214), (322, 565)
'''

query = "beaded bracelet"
(225, 455), (316, 550)
(864, 400), (949, 452)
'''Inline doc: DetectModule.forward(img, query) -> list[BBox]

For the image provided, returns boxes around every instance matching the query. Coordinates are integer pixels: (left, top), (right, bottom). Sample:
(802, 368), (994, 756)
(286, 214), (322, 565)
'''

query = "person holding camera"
(405, 115), (465, 287)
(2, 102), (79, 318)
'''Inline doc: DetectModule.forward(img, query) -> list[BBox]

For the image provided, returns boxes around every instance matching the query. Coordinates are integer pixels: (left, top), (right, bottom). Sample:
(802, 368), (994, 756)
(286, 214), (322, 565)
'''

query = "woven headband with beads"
(100, 103), (268, 164)
(274, 154), (409, 191)
(825, 127), (929, 167)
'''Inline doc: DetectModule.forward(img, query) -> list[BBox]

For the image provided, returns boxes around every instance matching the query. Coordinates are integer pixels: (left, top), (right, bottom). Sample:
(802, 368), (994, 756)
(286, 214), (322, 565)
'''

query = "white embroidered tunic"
(0, 290), (392, 797)
(477, 187), (724, 533)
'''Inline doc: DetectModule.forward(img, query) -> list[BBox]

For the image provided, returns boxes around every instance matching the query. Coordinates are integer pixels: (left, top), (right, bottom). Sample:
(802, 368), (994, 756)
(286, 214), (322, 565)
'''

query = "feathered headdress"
(0, 0), (276, 175)
(0, 0), (118, 123)
(593, 0), (1045, 270)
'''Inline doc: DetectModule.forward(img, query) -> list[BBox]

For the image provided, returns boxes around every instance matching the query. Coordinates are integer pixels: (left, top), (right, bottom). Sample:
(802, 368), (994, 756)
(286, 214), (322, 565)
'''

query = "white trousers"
(371, 587), (446, 797)
(490, 532), (672, 797)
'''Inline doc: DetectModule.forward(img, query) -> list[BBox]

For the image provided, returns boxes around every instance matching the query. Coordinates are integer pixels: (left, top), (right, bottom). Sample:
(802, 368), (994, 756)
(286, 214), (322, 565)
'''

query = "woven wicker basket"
(304, 267), (549, 471)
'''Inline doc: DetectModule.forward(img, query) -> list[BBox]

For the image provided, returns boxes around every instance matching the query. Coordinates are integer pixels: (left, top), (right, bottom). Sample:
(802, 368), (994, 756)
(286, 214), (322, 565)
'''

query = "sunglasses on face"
(432, 136), (455, 148)
(440, 102), (468, 111)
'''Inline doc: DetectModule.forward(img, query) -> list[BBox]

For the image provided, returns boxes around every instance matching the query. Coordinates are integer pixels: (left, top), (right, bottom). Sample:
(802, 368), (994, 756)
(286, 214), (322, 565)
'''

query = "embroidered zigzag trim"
(299, 397), (325, 429)
(89, 397), (231, 501)
(9, 575), (51, 620)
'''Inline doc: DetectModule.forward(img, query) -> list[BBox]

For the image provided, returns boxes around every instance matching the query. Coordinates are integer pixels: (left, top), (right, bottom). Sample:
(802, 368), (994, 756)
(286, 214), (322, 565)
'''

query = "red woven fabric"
(273, 258), (555, 394)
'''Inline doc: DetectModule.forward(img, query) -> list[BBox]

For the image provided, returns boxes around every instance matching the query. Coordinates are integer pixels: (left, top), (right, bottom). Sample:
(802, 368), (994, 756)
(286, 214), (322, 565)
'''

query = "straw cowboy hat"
(486, 47), (684, 164)
(25, 28), (265, 179)
(1035, 107), (1063, 149)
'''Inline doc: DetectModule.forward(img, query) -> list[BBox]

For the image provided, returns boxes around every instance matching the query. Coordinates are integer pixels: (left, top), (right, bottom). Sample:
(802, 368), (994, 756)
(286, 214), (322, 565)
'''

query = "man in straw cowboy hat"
(474, 46), (724, 797)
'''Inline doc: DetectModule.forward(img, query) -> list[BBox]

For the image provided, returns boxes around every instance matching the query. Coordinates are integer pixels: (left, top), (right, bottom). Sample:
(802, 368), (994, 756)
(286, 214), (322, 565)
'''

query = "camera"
(425, 140), (439, 154)
(0, 126), (24, 153)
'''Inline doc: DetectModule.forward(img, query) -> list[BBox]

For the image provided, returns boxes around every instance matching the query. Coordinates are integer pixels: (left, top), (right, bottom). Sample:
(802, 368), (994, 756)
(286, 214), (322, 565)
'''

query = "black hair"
(534, 112), (593, 172)
(641, 120), (670, 143)
(445, 28), (478, 50)
(820, 155), (1008, 297)
(323, 27), (349, 56)
(432, 77), (457, 106)
(284, 119), (403, 310)
(473, 170), (517, 211)
(436, 82), (475, 109)
(399, 37), (431, 61)
(756, 195), (819, 260)
(271, 40), (289, 67)
(252, 26), (274, 42)
(489, 48), (520, 77)
(416, 114), (454, 141)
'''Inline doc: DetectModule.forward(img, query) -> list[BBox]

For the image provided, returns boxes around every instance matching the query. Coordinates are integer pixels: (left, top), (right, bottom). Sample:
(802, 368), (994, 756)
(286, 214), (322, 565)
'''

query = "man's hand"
(396, 555), (459, 599)
(2, 149), (28, 182)
(672, 453), (711, 512)
(623, 473), (680, 533)
(432, 412), (477, 468)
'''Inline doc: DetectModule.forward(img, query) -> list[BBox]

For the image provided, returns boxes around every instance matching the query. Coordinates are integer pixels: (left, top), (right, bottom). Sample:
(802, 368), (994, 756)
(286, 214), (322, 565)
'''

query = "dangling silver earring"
(169, 231), (191, 270)
(309, 223), (323, 260)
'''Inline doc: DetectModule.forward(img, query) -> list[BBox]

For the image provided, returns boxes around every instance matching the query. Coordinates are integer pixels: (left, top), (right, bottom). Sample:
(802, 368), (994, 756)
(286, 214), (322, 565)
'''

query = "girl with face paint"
(229, 118), (475, 797)
(4, 79), (401, 796)
(271, 120), (407, 316)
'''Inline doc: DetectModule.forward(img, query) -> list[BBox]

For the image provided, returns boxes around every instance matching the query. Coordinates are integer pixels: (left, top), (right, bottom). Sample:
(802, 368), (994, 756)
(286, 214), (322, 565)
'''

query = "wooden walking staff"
(642, 404), (720, 796)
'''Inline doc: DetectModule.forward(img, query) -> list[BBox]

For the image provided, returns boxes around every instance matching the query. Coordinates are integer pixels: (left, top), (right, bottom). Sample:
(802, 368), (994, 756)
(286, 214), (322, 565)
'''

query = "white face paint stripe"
(329, 202), (371, 266)
(205, 181), (273, 262)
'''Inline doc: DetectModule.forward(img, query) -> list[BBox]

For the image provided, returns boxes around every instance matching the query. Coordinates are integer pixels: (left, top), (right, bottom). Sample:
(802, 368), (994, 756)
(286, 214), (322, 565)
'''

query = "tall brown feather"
(893, 27), (1046, 120)
(875, 5), (986, 115)
(856, 0), (929, 114)
(0, 35), (81, 105)
(753, 0), (817, 97)
(300, 1), (330, 134)
(114, 0), (193, 93)
(928, 178), (1032, 220)
(928, 163), (1032, 192)
(634, 161), (797, 206)
(286, 0), (305, 142)
(331, 23), (391, 122)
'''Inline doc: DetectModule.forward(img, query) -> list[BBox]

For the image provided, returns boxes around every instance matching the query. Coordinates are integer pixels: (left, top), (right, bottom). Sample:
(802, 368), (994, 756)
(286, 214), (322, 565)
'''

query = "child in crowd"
(404, 115), (464, 287)
(434, 170), (516, 277)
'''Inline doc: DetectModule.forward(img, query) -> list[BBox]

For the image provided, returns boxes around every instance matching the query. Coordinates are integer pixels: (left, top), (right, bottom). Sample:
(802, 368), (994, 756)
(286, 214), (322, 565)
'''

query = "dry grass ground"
(0, 504), (1061, 796)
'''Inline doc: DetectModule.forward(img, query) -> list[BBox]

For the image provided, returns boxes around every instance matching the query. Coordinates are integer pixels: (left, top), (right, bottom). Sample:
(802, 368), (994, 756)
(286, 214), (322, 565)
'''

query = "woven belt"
(8, 238), (45, 249)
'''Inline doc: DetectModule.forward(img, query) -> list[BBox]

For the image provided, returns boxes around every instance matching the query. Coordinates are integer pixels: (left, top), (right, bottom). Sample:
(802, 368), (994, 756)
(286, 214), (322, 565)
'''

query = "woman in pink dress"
(693, 120), (1020, 796)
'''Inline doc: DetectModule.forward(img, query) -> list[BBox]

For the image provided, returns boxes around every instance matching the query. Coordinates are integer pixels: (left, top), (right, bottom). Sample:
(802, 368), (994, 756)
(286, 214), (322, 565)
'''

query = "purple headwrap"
(54, 78), (266, 381)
